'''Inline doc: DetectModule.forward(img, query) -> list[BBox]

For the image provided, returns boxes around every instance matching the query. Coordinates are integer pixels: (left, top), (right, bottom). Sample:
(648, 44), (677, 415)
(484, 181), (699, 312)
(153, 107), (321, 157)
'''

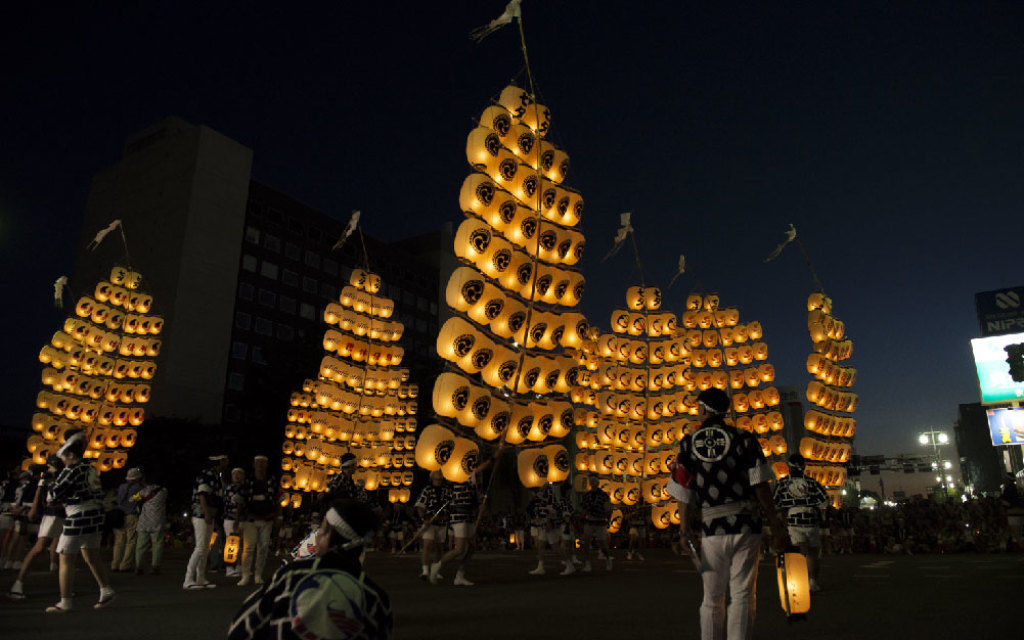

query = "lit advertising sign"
(970, 332), (1024, 403)
(986, 408), (1024, 447)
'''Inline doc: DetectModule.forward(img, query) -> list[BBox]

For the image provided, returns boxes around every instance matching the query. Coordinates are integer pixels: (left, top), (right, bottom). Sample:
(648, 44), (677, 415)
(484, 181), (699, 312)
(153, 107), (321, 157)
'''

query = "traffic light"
(1006, 343), (1024, 382)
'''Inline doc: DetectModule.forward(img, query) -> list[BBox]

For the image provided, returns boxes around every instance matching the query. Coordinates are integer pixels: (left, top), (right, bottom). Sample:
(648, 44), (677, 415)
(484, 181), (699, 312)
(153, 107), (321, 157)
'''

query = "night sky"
(2, 1), (1022, 461)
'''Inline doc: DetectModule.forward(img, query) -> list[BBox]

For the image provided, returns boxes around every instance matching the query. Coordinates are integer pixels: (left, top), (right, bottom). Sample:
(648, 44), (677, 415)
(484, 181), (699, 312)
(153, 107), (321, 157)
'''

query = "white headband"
(325, 507), (373, 550)
(57, 432), (86, 457)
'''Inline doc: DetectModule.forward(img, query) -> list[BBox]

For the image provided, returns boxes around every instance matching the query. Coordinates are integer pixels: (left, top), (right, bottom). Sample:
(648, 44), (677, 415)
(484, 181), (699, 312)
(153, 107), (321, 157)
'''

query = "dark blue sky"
(2, 1), (1022, 457)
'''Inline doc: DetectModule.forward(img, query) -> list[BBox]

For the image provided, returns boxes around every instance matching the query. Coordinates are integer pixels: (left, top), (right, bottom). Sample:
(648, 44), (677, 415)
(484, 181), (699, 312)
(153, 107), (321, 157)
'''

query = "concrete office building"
(75, 117), (446, 452)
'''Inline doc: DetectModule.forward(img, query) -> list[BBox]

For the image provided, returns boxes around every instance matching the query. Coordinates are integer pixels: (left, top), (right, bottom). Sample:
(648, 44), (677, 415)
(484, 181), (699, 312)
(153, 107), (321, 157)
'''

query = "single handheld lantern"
(224, 534), (241, 563)
(777, 548), (810, 619)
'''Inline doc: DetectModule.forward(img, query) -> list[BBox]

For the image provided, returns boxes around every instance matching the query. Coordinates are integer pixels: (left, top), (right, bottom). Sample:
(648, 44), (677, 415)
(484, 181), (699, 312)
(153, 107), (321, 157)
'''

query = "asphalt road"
(2, 547), (1022, 639)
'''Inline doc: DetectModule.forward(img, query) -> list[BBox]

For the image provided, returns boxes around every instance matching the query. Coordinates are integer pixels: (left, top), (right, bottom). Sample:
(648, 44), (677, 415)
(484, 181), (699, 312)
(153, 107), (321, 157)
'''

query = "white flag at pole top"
(53, 276), (68, 308)
(667, 255), (686, 289)
(601, 212), (634, 262)
(470, 0), (522, 43)
(332, 210), (362, 251)
(763, 224), (797, 263)
(86, 219), (122, 251)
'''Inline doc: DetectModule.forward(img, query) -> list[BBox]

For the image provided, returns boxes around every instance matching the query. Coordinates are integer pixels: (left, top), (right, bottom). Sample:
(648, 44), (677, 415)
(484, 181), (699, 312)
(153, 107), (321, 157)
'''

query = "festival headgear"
(696, 388), (730, 414)
(209, 454), (229, 463)
(254, 455), (268, 462)
(325, 507), (375, 550)
(57, 430), (87, 457)
(340, 453), (357, 469)
(231, 467), (245, 475)
(126, 467), (143, 481)
(46, 454), (64, 471)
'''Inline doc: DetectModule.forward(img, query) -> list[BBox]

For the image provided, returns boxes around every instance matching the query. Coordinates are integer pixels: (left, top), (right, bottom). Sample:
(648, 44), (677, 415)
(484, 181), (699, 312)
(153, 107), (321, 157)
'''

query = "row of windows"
(241, 255), (340, 300)
(231, 341), (269, 365)
(234, 311), (299, 339)
(245, 225), (340, 275)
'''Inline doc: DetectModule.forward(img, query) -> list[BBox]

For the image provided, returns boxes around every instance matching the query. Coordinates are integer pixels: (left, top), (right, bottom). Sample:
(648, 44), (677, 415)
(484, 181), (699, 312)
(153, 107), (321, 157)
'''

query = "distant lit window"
(263, 234), (281, 252)
(304, 250), (321, 269)
(277, 324), (295, 341)
(320, 283), (337, 300)
(279, 295), (296, 314)
(258, 289), (276, 307)
(282, 269), (299, 287)
(234, 311), (251, 330)
(323, 258), (338, 276)
(285, 242), (301, 261)
(245, 226), (260, 244)
(237, 282), (254, 301)
(227, 373), (245, 391)
(254, 317), (274, 336)
(241, 254), (257, 272)
(231, 341), (248, 360)
(303, 276), (318, 294)
(299, 303), (315, 320)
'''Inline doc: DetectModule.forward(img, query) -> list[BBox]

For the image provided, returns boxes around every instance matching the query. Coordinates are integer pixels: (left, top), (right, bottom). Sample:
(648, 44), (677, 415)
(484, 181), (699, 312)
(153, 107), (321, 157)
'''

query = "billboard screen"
(971, 332), (1024, 404)
(986, 407), (1024, 447)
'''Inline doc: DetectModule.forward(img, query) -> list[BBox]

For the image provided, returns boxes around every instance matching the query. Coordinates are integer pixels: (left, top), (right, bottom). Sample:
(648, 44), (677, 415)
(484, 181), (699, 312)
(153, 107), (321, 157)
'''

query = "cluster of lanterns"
(422, 84), (585, 486)
(801, 292), (857, 504)
(27, 267), (162, 472)
(278, 269), (416, 508)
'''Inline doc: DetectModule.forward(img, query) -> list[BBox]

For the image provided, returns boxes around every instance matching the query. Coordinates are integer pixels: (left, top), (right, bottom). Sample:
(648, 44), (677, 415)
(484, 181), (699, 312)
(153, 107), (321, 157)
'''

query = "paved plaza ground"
(2, 547), (1022, 639)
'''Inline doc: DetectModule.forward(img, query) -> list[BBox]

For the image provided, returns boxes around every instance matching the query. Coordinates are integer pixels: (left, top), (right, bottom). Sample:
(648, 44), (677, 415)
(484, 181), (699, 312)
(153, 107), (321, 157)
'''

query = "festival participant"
(774, 453), (830, 592)
(429, 453), (497, 586)
(415, 470), (451, 580)
(111, 467), (145, 572)
(223, 468), (246, 578)
(0, 469), (17, 569)
(3, 471), (37, 572)
(8, 455), (64, 600)
(184, 454), (228, 590)
(526, 482), (572, 576)
(228, 499), (393, 640)
(672, 388), (788, 640)
(577, 476), (613, 573)
(625, 503), (648, 561)
(386, 503), (412, 555)
(238, 455), (280, 587)
(43, 430), (116, 612)
(133, 472), (167, 574)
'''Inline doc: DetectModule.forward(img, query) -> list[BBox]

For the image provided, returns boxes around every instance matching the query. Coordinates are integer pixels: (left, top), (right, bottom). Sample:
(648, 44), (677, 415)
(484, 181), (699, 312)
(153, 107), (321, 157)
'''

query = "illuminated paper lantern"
(777, 551), (811, 617)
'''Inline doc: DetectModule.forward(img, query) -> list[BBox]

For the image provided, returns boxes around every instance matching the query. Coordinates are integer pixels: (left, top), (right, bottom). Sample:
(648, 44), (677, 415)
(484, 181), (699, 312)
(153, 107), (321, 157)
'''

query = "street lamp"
(919, 429), (952, 497)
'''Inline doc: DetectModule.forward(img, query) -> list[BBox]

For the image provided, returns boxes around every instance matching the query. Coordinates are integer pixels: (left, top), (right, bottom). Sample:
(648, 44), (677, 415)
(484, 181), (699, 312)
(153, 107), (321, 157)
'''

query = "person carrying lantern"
(42, 430), (116, 612)
(228, 498), (392, 640)
(184, 454), (228, 590)
(773, 453), (830, 592)
(428, 452), (497, 586)
(8, 454), (64, 600)
(670, 388), (788, 640)
(414, 470), (452, 581)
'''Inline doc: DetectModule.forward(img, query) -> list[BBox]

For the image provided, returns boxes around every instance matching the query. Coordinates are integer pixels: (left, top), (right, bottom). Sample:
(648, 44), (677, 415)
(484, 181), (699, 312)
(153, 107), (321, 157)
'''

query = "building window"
(245, 226), (260, 244)
(403, 291), (416, 306)
(277, 324), (295, 341)
(302, 276), (318, 294)
(417, 296), (429, 312)
(254, 317), (274, 336)
(279, 295), (297, 314)
(251, 346), (268, 366)
(263, 233), (281, 252)
(323, 258), (338, 276)
(237, 282), (254, 301)
(260, 261), (279, 280)
(282, 269), (299, 287)
(228, 373), (245, 391)
(234, 311), (252, 330)
(299, 303), (315, 320)
(258, 289), (276, 307)
(231, 341), (248, 360)
(388, 284), (402, 300)
(430, 301), (438, 315)
(241, 254), (257, 272)
(416, 318), (428, 334)
(320, 283), (337, 300)
(285, 242), (301, 261)
(304, 250), (321, 269)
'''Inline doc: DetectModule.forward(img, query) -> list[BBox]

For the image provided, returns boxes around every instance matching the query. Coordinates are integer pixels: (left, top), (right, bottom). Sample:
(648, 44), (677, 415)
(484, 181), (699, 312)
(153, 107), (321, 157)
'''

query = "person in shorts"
(44, 431), (115, 612)
(773, 453), (829, 592)
(414, 470), (451, 580)
(9, 455), (64, 600)
(577, 476), (613, 572)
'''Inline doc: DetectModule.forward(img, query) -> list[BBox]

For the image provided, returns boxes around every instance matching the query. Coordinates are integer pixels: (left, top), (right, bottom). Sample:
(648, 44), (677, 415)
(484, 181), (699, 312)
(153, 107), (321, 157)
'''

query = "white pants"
(699, 532), (762, 640)
(241, 520), (273, 580)
(185, 517), (212, 585)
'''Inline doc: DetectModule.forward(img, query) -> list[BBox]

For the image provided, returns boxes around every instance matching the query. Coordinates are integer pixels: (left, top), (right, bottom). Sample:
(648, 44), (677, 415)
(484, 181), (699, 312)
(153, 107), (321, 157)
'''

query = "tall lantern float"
(802, 292), (856, 507)
(27, 266), (162, 472)
(575, 285), (688, 529)
(278, 266), (417, 503)
(423, 83), (586, 487)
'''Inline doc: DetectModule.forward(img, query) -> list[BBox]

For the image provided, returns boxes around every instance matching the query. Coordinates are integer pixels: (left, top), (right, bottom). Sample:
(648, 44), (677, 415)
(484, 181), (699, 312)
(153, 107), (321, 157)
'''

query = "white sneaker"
(453, 574), (474, 586)
(626, 552), (633, 560)
(528, 564), (545, 576)
(582, 562), (592, 573)
(636, 552), (644, 561)
(560, 563), (576, 576)
(237, 577), (251, 587)
(428, 562), (442, 585)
